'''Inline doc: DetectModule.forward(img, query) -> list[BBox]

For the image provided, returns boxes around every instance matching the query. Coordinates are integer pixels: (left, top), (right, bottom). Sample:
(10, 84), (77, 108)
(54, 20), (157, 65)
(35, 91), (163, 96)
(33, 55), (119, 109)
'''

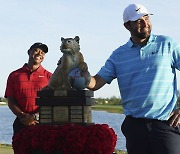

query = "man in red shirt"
(5, 42), (52, 134)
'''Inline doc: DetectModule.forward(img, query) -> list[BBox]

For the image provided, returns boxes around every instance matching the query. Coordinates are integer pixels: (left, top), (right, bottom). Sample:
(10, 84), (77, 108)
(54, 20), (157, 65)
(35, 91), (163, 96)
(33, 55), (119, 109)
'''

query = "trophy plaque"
(36, 90), (94, 125)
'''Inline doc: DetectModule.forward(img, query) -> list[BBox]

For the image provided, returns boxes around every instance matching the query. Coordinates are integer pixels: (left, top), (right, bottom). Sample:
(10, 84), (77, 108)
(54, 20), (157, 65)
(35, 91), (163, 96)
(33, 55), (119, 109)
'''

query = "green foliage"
(95, 94), (180, 108)
(0, 97), (7, 102)
(92, 104), (124, 113)
(95, 96), (122, 105)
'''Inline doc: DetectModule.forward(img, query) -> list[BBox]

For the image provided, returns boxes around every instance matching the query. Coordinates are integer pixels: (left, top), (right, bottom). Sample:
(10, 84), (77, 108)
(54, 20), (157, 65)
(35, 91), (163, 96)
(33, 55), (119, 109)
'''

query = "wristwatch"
(33, 113), (39, 121)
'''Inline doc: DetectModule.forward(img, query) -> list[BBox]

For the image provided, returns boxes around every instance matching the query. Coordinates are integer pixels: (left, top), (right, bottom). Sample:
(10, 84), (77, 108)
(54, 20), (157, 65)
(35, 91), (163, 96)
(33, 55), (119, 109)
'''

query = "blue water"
(0, 106), (126, 151)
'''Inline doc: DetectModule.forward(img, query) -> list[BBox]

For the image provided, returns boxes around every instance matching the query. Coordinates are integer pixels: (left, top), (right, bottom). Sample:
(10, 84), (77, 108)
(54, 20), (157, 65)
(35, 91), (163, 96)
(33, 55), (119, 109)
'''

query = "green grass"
(0, 104), (7, 106)
(115, 150), (127, 154)
(0, 144), (13, 154)
(92, 104), (124, 113)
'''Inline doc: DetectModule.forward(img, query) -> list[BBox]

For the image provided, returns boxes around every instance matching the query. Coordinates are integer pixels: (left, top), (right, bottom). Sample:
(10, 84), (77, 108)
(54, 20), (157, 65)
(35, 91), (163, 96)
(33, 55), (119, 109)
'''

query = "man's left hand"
(169, 109), (180, 127)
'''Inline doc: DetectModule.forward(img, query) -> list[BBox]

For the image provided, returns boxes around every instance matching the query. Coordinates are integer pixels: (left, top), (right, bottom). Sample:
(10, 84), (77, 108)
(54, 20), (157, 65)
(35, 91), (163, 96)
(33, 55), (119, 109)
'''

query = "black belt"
(126, 115), (167, 122)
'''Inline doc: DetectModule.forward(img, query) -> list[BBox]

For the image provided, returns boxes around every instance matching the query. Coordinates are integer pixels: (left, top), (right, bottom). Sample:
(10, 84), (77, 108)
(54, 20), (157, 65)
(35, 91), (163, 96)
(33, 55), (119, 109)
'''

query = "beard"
(133, 27), (151, 39)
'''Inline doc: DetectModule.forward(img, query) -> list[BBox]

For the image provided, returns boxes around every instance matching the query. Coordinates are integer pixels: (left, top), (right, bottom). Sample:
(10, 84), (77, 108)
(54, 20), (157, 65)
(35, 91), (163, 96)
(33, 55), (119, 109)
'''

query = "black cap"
(29, 42), (48, 53)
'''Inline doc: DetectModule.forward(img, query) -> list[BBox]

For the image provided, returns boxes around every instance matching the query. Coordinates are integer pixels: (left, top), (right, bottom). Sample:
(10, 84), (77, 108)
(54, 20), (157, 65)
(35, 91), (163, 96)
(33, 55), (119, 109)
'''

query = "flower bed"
(12, 124), (117, 154)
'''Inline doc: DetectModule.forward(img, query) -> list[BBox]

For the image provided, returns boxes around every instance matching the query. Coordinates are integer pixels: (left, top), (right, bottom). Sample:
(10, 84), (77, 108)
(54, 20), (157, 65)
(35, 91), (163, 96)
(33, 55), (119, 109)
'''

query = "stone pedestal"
(36, 90), (95, 125)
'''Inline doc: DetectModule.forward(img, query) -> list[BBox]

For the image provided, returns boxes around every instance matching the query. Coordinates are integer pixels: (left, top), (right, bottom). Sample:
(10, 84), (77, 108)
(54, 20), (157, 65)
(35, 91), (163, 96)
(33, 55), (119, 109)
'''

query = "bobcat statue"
(43, 36), (88, 91)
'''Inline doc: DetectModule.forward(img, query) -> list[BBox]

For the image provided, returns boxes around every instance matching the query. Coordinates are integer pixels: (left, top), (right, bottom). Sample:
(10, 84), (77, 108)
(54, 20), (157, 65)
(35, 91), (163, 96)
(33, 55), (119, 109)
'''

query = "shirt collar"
(127, 34), (156, 48)
(22, 64), (43, 73)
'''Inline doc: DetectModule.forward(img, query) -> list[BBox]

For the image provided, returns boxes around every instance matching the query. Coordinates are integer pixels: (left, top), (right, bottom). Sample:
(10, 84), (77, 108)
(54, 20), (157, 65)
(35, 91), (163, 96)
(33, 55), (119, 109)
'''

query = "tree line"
(0, 97), (7, 102)
(95, 96), (180, 107)
(1, 96), (180, 107)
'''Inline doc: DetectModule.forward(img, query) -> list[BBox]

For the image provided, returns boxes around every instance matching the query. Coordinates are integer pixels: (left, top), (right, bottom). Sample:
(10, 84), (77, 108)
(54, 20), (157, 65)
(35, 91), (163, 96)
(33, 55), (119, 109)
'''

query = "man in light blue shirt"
(88, 3), (180, 154)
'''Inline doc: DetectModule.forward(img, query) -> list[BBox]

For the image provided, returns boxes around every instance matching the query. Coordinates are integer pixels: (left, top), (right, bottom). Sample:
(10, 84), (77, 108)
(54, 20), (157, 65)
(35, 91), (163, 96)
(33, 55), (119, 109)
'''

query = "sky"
(1, 0), (180, 98)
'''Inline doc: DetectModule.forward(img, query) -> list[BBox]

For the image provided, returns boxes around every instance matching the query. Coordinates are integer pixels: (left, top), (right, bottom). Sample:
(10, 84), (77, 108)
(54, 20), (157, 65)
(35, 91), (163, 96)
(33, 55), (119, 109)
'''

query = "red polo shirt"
(5, 64), (52, 113)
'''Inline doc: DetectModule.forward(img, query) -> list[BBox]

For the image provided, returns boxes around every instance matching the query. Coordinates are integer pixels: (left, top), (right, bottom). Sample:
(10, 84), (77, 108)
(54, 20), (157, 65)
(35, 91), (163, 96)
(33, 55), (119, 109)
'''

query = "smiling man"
(88, 3), (180, 154)
(4, 42), (52, 135)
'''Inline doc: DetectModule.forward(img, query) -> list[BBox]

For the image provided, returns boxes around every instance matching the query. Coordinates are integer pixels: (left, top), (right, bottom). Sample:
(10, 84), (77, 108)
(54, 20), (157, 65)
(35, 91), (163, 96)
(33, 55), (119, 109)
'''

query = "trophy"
(36, 36), (94, 125)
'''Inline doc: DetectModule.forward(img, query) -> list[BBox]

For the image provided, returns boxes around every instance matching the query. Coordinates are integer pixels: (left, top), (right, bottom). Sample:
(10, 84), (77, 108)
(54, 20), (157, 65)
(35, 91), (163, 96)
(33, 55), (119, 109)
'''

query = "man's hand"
(20, 114), (39, 125)
(169, 109), (180, 127)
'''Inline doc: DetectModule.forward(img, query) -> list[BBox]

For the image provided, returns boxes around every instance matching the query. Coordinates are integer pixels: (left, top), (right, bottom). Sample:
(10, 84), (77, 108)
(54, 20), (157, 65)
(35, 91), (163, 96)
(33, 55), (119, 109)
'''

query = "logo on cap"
(136, 8), (141, 12)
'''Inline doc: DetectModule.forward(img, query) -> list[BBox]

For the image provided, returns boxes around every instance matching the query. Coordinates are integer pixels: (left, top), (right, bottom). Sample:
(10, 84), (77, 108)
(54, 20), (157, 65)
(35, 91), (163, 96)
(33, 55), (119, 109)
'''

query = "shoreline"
(0, 104), (124, 114)
(0, 105), (126, 153)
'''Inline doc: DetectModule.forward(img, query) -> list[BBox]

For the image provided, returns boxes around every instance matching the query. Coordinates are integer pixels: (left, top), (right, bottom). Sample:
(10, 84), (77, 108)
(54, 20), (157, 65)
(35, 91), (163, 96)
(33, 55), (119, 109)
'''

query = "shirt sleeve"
(97, 54), (116, 84)
(4, 73), (15, 98)
(171, 38), (180, 70)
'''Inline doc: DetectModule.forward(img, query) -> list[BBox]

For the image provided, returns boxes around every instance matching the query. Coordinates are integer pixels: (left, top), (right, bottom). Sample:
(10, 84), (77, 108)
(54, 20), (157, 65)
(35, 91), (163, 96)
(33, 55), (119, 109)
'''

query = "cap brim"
(130, 13), (147, 21)
(38, 44), (48, 53)
(130, 13), (153, 21)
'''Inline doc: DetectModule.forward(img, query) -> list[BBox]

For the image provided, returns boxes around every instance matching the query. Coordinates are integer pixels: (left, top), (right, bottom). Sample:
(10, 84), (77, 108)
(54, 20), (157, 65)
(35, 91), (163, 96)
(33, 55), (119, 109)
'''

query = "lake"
(0, 106), (126, 151)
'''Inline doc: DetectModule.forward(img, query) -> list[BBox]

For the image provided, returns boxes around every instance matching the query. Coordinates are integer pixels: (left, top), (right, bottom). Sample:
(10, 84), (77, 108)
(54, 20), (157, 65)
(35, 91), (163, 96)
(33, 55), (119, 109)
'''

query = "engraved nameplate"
(71, 110), (82, 114)
(70, 106), (82, 109)
(53, 106), (68, 122)
(41, 115), (52, 118)
(41, 106), (51, 111)
(71, 119), (82, 122)
(41, 111), (52, 114)
(40, 119), (52, 123)
(70, 115), (82, 118)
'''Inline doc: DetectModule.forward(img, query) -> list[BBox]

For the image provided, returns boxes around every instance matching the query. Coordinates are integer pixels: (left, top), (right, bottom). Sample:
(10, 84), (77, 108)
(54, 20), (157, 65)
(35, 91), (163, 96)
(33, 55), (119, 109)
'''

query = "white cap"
(123, 4), (152, 23)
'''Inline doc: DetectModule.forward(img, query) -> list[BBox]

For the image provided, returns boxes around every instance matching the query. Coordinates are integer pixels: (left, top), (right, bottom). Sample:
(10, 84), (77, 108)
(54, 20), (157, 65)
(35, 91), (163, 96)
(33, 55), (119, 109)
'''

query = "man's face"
(28, 48), (45, 64)
(127, 15), (152, 39)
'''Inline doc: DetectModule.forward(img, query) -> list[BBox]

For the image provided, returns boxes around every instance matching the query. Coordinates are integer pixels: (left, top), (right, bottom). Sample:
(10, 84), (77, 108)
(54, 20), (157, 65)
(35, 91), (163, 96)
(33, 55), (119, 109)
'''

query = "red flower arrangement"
(12, 124), (117, 154)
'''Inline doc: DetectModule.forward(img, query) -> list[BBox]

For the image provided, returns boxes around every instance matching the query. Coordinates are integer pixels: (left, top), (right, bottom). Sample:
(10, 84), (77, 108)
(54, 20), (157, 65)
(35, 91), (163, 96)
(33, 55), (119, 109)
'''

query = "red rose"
(12, 124), (117, 154)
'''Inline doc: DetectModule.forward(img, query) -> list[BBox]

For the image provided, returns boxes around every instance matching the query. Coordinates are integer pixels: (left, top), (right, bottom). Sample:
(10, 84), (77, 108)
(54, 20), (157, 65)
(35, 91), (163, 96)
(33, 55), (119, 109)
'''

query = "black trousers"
(121, 116), (180, 154)
(13, 117), (26, 134)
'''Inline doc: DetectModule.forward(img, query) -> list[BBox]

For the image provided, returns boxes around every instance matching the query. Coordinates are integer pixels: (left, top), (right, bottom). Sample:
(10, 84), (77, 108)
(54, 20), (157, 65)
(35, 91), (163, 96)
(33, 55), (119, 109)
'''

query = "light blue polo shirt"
(98, 34), (180, 120)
